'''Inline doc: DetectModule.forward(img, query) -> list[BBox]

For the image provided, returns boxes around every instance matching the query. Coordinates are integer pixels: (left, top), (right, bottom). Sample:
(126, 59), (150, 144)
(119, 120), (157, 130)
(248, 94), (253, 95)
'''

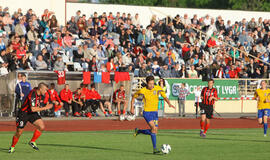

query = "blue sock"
(138, 129), (151, 135)
(150, 133), (157, 149)
(264, 123), (268, 135)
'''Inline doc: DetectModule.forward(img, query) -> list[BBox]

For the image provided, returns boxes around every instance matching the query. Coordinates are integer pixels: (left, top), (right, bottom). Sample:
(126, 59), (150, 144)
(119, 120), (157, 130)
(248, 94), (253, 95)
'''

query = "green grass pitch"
(1, 129), (270, 160)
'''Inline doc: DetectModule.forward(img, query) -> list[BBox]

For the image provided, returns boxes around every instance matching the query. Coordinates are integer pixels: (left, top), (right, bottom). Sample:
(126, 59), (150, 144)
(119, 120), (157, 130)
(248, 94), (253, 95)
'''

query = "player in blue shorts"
(254, 80), (270, 137)
(130, 76), (175, 154)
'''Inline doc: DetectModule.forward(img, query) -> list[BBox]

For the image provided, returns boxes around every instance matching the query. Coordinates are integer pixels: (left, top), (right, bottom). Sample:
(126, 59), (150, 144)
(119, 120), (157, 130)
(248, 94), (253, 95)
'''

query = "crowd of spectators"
(1, 6), (270, 79)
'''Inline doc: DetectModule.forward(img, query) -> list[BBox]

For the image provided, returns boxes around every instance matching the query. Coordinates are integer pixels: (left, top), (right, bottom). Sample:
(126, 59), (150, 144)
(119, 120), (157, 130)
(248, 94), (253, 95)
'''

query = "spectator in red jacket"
(49, 83), (63, 117)
(228, 65), (238, 78)
(113, 85), (127, 116)
(60, 84), (73, 116)
(206, 36), (217, 54)
(72, 88), (83, 117)
(106, 57), (116, 72)
(87, 83), (101, 116)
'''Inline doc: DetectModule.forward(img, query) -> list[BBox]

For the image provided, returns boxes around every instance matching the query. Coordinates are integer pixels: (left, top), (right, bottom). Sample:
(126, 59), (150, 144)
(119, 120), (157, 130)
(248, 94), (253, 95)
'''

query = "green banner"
(164, 79), (239, 100)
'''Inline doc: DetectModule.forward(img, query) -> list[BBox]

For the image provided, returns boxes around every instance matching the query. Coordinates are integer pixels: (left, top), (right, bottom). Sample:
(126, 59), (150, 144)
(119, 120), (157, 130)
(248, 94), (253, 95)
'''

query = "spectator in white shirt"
(192, 86), (201, 118)
(188, 65), (198, 78)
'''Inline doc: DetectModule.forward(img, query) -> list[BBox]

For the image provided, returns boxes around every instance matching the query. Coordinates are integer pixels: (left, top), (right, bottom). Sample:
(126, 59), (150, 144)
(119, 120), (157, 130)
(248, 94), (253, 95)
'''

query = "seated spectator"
(72, 88), (84, 117)
(152, 60), (160, 76)
(171, 63), (181, 77)
(106, 57), (116, 72)
(87, 83), (101, 116)
(35, 55), (48, 70)
(0, 50), (9, 75)
(53, 56), (65, 71)
(43, 28), (52, 43)
(43, 83), (63, 117)
(179, 65), (188, 78)
(99, 95), (113, 117)
(113, 85), (128, 116)
(16, 46), (26, 60)
(215, 66), (225, 78)
(73, 45), (84, 63)
(30, 39), (42, 58)
(18, 55), (32, 70)
(188, 65), (198, 78)
(159, 64), (171, 78)
(60, 84), (73, 117)
(228, 65), (239, 78)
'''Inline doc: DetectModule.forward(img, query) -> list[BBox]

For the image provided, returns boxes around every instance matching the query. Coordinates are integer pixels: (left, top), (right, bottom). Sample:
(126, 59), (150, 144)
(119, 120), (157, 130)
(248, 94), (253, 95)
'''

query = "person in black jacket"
(73, 45), (84, 64)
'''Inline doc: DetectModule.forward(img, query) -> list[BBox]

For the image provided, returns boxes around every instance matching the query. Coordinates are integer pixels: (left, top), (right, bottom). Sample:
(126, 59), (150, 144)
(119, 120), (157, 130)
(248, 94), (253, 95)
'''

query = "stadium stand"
(0, 6), (270, 79)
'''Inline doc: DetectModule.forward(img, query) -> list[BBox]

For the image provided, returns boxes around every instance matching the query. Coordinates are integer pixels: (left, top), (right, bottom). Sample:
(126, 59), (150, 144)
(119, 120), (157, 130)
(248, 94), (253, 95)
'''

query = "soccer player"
(254, 80), (270, 137)
(199, 79), (218, 138)
(8, 83), (53, 153)
(130, 76), (175, 154)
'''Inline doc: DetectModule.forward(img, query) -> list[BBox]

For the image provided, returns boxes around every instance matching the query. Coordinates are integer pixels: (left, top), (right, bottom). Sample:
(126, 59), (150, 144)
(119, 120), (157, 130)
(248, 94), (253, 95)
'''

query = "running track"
(0, 118), (260, 132)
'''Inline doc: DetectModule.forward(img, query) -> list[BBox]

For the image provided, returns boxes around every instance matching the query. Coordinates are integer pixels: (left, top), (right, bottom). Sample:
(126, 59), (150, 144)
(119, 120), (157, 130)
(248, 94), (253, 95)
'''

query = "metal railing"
(149, 7), (270, 65)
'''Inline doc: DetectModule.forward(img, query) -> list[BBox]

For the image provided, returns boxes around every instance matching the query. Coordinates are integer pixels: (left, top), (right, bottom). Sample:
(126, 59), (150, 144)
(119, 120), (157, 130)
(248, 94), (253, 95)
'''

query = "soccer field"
(1, 129), (270, 160)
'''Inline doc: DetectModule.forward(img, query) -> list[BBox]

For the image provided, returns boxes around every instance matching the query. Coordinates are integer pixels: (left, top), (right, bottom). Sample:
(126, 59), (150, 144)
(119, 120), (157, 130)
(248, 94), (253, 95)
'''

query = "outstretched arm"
(163, 97), (175, 109)
(130, 96), (136, 115)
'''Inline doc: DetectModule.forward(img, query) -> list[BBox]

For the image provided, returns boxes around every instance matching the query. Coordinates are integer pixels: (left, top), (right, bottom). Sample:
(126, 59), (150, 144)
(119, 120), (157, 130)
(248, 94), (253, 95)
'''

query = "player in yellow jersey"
(254, 80), (270, 137)
(130, 76), (175, 154)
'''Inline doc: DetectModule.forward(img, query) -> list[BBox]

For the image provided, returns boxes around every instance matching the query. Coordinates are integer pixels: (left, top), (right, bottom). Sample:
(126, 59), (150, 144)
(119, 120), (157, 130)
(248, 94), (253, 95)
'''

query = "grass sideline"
(0, 129), (270, 160)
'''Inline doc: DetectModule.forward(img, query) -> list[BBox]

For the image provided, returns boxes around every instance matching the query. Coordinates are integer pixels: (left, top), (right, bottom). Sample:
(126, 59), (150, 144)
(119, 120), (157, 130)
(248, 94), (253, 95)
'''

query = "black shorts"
(194, 102), (202, 107)
(200, 104), (213, 119)
(16, 111), (41, 129)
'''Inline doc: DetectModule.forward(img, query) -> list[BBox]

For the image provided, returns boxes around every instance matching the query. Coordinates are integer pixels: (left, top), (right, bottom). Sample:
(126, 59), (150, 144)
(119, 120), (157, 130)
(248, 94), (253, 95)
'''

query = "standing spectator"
(60, 84), (73, 117)
(178, 83), (190, 117)
(15, 73), (31, 103)
(193, 86), (201, 118)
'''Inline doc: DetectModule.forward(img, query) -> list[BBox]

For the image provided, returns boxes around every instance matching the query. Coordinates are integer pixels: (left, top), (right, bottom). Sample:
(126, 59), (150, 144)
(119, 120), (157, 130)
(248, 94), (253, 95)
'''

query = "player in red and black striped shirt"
(8, 83), (53, 153)
(199, 79), (218, 138)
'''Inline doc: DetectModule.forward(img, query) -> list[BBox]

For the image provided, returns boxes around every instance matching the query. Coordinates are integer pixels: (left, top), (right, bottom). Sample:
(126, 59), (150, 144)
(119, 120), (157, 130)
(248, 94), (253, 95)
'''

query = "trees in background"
(78, 0), (270, 11)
